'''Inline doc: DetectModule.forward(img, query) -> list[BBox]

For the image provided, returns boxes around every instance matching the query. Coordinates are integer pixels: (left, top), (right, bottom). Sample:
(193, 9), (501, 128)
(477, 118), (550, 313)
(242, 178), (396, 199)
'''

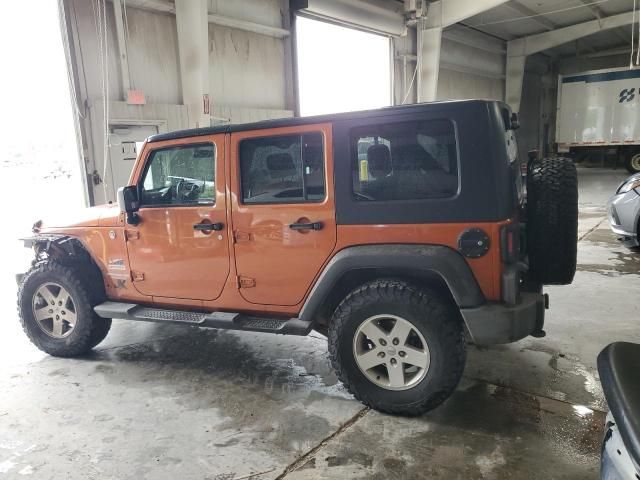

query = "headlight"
(617, 179), (640, 194)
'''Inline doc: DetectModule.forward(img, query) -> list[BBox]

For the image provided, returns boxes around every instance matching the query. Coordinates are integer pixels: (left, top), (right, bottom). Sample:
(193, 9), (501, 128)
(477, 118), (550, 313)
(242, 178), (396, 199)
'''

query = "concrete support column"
(175, 0), (210, 128)
(505, 51), (526, 113)
(112, 0), (131, 99)
(416, 21), (442, 103)
(281, 0), (296, 112)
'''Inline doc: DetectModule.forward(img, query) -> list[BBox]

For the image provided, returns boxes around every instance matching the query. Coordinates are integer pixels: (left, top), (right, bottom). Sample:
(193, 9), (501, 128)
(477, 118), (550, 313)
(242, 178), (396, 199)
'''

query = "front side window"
(240, 132), (325, 204)
(140, 144), (215, 206)
(352, 119), (459, 201)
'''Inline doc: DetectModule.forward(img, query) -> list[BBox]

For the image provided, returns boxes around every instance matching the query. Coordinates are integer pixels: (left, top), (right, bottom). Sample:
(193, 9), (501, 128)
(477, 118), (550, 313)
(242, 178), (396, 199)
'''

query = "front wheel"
(328, 279), (466, 416)
(17, 261), (111, 357)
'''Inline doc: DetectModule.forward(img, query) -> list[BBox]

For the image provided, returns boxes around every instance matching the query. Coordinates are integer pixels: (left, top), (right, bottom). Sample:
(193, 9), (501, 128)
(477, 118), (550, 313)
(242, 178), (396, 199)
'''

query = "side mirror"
(117, 186), (140, 225)
(510, 112), (520, 130)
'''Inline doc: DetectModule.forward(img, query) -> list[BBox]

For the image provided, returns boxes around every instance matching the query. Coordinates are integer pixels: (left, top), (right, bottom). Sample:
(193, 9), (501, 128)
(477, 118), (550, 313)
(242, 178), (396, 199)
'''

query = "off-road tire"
(527, 157), (578, 285)
(87, 318), (112, 349)
(17, 261), (111, 356)
(328, 279), (466, 416)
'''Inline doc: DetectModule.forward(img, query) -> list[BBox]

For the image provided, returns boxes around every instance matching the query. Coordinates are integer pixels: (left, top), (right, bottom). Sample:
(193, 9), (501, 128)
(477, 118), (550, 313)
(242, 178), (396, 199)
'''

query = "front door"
(230, 124), (336, 306)
(125, 136), (230, 301)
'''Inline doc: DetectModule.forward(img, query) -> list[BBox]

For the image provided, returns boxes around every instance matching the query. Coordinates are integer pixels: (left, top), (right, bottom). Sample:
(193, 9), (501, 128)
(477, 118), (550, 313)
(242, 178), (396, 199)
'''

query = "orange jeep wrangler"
(17, 100), (578, 415)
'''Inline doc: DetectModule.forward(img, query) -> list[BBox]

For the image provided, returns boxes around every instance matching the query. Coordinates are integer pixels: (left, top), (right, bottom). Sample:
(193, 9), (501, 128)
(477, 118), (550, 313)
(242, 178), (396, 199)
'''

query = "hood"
(37, 204), (122, 231)
(626, 172), (640, 183)
(616, 173), (640, 193)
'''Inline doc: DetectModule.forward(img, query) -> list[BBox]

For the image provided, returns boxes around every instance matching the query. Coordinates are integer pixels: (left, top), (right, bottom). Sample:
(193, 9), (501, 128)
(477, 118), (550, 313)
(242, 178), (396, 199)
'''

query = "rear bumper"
(460, 292), (545, 345)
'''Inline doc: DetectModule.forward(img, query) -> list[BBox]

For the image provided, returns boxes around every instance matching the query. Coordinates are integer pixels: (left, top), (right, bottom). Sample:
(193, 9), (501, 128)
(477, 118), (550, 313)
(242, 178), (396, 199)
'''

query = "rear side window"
(351, 119), (459, 201)
(140, 144), (215, 206)
(240, 132), (325, 204)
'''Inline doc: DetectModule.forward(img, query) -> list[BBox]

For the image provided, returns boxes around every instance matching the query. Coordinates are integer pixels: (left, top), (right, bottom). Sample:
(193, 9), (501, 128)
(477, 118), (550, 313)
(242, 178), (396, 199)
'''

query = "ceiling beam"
(506, 1), (556, 31)
(577, 0), (632, 47)
(207, 14), (290, 38)
(565, 45), (631, 59)
(508, 10), (636, 57)
(433, 0), (512, 28)
(113, 0), (290, 38)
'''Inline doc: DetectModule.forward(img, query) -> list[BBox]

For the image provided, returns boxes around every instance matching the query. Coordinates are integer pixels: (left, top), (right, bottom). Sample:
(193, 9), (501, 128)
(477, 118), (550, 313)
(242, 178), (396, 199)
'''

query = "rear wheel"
(17, 261), (111, 357)
(328, 279), (466, 416)
(526, 157), (578, 285)
(625, 150), (640, 174)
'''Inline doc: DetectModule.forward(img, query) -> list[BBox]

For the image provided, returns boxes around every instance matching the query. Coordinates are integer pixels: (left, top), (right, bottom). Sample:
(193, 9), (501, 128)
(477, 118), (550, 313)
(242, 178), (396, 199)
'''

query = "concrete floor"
(0, 167), (638, 479)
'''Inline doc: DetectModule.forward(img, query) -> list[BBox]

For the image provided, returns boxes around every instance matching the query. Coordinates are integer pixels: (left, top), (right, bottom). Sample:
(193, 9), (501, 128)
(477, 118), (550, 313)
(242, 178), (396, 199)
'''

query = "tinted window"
(352, 120), (458, 201)
(240, 133), (325, 204)
(140, 144), (215, 206)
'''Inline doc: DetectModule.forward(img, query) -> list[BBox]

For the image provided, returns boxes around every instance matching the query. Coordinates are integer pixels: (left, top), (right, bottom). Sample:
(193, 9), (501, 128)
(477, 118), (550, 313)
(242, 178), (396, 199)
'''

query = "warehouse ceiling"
(299, 0), (636, 59)
(459, 0), (634, 58)
(124, 0), (636, 60)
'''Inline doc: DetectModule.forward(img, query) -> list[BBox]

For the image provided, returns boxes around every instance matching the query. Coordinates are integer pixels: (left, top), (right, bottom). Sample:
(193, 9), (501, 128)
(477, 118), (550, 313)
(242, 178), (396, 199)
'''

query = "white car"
(598, 342), (640, 479)
(608, 174), (640, 248)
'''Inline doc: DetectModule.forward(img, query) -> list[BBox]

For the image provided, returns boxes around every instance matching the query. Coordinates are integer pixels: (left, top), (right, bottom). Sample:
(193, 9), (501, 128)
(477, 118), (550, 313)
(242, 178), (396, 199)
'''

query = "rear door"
(125, 136), (230, 301)
(229, 124), (336, 306)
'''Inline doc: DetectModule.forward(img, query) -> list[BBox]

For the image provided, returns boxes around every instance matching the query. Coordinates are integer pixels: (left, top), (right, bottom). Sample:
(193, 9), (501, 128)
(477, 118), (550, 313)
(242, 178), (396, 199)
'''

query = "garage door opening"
(295, 16), (391, 116)
(1, 1), (83, 357)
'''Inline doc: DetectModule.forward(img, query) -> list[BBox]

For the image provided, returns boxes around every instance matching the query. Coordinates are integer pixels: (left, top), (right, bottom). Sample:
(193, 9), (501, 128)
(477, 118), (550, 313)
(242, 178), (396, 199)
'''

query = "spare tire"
(526, 157), (578, 285)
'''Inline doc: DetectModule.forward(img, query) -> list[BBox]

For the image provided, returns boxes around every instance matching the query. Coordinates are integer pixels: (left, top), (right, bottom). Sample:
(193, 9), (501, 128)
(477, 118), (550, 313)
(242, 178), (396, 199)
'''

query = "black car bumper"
(460, 292), (545, 345)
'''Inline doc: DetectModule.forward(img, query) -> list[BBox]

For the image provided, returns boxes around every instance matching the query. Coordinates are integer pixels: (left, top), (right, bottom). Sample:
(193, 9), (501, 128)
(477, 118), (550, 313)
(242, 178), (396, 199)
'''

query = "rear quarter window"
(351, 119), (459, 201)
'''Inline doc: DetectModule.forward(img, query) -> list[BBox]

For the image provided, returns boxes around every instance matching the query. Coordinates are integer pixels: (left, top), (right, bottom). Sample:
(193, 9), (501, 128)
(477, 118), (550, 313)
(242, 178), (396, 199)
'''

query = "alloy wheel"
(352, 314), (430, 391)
(31, 283), (77, 339)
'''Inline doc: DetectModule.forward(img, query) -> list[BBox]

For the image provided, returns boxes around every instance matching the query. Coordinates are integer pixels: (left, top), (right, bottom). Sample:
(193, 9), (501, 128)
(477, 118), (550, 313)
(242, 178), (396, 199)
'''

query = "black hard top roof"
(147, 99), (505, 143)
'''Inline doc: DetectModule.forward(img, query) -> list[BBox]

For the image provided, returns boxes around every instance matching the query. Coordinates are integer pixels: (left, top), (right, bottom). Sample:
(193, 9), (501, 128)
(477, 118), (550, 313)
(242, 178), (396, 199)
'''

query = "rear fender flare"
(299, 244), (485, 323)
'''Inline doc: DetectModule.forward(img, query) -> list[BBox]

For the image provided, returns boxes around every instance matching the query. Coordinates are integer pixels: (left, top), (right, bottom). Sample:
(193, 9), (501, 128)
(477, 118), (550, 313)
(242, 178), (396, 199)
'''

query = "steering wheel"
(175, 179), (200, 202)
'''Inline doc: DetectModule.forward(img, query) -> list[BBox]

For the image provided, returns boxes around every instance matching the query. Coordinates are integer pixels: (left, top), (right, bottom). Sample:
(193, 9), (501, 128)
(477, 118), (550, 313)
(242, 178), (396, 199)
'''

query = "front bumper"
(460, 292), (545, 345)
(608, 192), (640, 247)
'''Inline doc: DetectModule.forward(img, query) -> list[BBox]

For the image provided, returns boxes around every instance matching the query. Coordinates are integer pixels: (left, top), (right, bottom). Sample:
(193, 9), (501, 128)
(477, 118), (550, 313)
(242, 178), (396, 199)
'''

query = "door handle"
(289, 221), (323, 231)
(194, 222), (224, 232)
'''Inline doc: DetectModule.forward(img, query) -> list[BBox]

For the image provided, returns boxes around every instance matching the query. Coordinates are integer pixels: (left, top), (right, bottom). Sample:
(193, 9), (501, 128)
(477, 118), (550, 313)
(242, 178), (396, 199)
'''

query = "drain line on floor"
(274, 406), (370, 479)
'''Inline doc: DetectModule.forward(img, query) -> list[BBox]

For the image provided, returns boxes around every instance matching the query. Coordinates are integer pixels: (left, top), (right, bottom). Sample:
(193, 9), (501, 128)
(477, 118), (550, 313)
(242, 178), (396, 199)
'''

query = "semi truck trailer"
(556, 66), (640, 173)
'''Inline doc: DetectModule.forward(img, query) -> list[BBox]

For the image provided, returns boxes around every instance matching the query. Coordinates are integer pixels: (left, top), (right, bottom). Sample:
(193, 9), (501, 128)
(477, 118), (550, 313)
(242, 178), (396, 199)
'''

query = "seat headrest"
(265, 153), (297, 179)
(266, 153), (295, 171)
(367, 144), (392, 177)
(394, 144), (440, 170)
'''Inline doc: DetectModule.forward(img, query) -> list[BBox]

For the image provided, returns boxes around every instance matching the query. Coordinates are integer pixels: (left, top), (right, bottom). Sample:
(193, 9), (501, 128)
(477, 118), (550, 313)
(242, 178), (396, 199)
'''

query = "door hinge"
(131, 270), (145, 282)
(125, 230), (140, 240)
(233, 231), (251, 243)
(237, 276), (256, 288)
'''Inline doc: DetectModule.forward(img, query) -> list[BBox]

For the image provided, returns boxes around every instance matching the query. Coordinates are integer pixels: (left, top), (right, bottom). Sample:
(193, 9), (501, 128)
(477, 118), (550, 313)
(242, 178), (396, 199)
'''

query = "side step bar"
(94, 302), (313, 336)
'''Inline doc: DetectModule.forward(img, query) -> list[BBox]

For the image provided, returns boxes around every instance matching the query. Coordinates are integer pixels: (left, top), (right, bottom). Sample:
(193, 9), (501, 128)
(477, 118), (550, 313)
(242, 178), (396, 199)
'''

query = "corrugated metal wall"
(209, 25), (287, 110)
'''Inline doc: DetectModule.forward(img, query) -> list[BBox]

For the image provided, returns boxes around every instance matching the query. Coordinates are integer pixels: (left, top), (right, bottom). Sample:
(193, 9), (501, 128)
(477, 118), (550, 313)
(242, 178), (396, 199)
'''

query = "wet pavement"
(0, 167), (638, 479)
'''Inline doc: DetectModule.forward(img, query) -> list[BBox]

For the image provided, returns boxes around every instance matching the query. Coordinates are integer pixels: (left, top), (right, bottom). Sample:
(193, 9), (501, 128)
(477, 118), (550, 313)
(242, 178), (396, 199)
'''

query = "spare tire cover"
(526, 157), (578, 285)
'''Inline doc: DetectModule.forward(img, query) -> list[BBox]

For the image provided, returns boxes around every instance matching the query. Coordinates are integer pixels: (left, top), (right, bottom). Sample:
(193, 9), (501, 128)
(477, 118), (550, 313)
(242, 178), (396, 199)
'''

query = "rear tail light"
(500, 223), (520, 264)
